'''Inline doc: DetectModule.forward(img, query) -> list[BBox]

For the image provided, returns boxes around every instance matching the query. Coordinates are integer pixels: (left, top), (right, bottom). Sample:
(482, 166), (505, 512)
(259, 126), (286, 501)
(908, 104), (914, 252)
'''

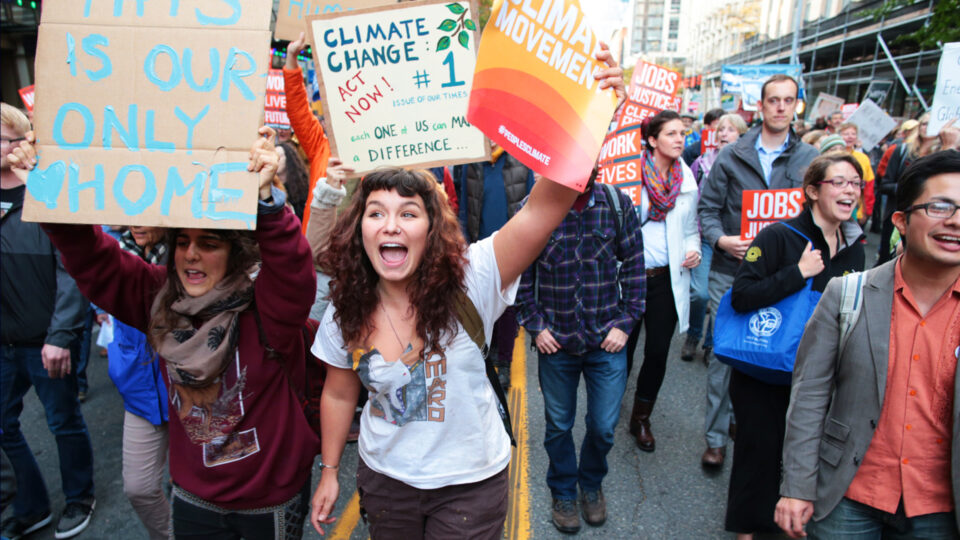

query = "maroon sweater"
(43, 208), (319, 510)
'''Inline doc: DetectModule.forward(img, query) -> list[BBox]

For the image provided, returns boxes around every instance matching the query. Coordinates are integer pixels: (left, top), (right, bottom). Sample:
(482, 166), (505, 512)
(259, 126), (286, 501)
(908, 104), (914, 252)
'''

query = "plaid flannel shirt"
(516, 185), (646, 355)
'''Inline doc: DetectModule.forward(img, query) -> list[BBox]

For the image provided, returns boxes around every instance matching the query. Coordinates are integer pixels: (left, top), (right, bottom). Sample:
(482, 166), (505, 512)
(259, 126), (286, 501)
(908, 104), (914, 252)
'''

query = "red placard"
(18, 85), (35, 111)
(264, 69), (290, 130)
(596, 125), (644, 205)
(740, 188), (805, 241)
(700, 128), (717, 154)
(617, 60), (681, 130)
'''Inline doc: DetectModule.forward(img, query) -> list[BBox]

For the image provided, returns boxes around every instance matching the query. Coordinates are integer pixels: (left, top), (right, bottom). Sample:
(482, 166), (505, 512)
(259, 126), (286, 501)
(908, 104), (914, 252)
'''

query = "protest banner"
(809, 92), (843, 121)
(841, 103), (858, 121)
(740, 188), (804, 241)
(595, 124), (643, 205)
(468, 0), (619, 191)
(700, 128), (717, 154)
(863, 80), (893, 107)
(845, 99), (898, 152)
(18, 85), (35, 111)
(928, 42), (960, 137)
(617, 59), (681, 129)
(721, 64), (803, 111)
(24, 0), (272, 229)
(309, 0), (489, 176)
(274, 0), (389, 42)
(264, 69), (291, 130)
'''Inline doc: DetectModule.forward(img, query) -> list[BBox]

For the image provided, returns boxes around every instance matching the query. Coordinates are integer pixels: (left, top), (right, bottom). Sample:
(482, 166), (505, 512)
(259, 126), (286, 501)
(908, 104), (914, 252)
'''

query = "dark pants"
(626, 272), (679, 402)
(171, 480), (309, 540)
(356, 459), (508, 540)
(492, 306), (518, 368)
(0, 342), (95, 518)
(808, 497), (959, 539)
(725, 369), (790, 534)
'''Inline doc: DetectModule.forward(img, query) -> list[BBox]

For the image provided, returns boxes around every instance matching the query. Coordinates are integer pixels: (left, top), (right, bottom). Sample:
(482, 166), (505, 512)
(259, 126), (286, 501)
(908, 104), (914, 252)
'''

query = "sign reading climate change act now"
(308, 0), (489, 175)
(24, 0), (272, 229)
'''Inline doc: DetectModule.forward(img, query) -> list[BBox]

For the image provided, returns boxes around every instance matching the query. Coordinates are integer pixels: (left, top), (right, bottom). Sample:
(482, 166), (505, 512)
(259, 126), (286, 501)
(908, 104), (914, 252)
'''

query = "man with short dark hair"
(776, 150), (960, 539)
(682, 108), (726, 166)
(697, 75), (818, 467)
(827, 111), (844, 134)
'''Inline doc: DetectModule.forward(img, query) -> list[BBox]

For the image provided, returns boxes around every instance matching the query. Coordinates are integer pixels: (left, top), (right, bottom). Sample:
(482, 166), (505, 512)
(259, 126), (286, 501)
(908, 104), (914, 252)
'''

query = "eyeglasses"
(817, 177), (865, 190)
(903, 201), (960, 219)
(0, 137), (25, 147)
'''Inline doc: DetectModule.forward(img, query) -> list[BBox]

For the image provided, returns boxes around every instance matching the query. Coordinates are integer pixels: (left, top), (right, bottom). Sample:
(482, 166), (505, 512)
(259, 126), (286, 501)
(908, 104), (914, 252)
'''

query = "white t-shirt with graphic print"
(312, 235), (517, 489)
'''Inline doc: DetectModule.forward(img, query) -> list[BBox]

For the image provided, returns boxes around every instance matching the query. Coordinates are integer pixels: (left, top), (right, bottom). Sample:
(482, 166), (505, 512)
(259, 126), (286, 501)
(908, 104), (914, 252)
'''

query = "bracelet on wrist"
(318, 460), (339, 471)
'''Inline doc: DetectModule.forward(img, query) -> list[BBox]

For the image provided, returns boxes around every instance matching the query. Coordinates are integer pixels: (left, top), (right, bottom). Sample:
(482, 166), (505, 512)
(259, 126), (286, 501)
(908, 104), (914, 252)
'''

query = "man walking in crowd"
(0, 103), (96, 539)
(456, 144), (534, 389)
(827, 110), (844, 134)
(697, 75), (818, 467)
(776, 150), (960, 539)
(517, 171), (645, 534)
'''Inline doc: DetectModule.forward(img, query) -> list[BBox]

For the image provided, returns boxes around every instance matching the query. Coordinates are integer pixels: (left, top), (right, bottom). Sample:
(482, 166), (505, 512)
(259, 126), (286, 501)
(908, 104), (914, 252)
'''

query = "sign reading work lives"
(740, 188), (804, 241)
(309, 0), (489, 176)
(467, 0), (619, 191)
(25, 0), (272, 229)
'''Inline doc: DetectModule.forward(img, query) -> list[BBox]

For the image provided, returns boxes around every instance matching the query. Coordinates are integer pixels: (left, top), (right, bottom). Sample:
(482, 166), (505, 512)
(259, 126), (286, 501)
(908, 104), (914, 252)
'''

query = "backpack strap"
(838, 271), (866, 355)
(598, 182), (624, 242)
(453, 290), (516, 446)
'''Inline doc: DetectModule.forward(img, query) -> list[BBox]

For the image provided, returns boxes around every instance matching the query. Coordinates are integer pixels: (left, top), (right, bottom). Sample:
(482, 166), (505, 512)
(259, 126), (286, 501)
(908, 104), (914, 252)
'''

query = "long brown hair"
(147, 228), (260, 349)
(320, 168), (467, 356)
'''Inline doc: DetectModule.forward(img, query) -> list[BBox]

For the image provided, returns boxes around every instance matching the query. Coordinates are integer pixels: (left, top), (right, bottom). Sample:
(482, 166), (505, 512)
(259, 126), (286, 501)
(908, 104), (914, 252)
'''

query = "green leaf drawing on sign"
(436, 4), (471, 54)
(447, 3), (466, 14)
(458, 30), (469, 49)
(464, 19), (477, 31)
(438, 19), (457, 31)
(437, 36), (451, 51)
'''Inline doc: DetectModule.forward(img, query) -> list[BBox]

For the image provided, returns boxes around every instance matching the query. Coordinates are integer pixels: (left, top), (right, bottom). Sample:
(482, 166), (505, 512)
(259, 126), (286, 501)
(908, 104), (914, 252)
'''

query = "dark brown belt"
(645, 266), (669, 277)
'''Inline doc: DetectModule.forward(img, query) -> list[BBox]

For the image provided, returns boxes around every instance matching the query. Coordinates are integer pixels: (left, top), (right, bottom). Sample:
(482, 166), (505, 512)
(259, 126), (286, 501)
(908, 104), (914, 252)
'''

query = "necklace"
(380, 303), (409, 351)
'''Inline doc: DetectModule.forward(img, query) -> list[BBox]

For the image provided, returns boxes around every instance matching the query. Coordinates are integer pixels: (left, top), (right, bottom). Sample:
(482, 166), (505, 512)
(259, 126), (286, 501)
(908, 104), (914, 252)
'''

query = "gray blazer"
(781, 259), (960, 528)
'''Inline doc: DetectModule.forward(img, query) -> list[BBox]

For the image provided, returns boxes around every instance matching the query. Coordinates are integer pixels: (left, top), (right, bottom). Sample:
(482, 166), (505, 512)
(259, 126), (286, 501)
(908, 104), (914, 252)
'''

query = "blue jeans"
(688, 240), (713, 343)
(808, 498), (959, 540)
(538, 348), (627, 500)
(0, 343), (95, 518)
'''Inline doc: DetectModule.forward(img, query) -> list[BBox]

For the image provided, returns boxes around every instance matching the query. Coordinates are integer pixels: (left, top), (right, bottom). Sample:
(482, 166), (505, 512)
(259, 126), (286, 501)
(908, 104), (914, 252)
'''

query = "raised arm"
(493, 44), (626, 288)
(305, 158), (350, 267)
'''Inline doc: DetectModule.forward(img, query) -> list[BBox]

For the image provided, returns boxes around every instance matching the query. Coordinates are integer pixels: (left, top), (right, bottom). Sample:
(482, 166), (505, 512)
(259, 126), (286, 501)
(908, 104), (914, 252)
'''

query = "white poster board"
(810, 93), (844, 121)
(928, 42), (960, 137)
(846, 99), (897, 152)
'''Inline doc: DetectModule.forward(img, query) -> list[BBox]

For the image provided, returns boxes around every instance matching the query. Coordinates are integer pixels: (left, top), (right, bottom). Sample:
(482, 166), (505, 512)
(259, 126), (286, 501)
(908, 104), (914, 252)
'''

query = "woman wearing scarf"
(626, 110), (701, 452)
(8, 127), (319, 539)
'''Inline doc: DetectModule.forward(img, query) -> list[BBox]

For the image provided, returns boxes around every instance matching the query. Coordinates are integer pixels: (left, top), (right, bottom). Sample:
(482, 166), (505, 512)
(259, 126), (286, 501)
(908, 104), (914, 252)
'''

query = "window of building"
(667, 41), (678, 52)
(670, 0), (680, 13)
(648, 40), (661, 51)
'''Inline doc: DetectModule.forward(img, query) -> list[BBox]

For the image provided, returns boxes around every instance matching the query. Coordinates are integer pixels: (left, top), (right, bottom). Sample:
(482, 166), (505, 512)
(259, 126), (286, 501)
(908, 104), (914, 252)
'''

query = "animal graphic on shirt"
(353, 347), (430, 426)
(365, 351), (413, 423)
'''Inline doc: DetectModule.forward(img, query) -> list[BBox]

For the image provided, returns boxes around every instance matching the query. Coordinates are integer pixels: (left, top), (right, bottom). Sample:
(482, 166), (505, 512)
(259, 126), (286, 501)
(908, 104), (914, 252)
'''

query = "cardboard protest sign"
(740, 188), (804, 241)
(810, 92), (843, 120)
(928, 42), (960, 137)
(18, 85), (35, 111)
(721, 64), (803, 112)
(617, 59), (681, 129)
(265, 69), (291, 130)
(863, 80), (893, 107)
(700, 128), (717, 154)
(274, 0), (391, 42)
(309, 0), (488, 176)
(845, 99), (897, 152)
(468, 0), (619, 191)
(24, 1), (273, 229)
(841, 103), (858, 121)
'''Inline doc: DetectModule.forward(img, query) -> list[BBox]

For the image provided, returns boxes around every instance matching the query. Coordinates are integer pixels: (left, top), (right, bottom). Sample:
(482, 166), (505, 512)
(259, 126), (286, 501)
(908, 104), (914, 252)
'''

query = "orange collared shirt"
(845, 260), (958, 517)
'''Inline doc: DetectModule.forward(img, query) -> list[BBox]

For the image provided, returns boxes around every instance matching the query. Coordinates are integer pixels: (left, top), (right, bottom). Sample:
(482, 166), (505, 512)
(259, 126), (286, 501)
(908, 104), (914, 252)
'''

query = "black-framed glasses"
(817, 177), (866, 190)
(903, 201), (960, 219)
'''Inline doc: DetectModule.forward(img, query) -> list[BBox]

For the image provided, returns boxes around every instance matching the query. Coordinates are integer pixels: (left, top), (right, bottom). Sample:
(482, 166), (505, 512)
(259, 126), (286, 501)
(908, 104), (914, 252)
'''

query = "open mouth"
(379, 243), (408, 267)
(183, 269), (207, 284)
(933, 234), (960, 250)
(837, 199), (855, 212)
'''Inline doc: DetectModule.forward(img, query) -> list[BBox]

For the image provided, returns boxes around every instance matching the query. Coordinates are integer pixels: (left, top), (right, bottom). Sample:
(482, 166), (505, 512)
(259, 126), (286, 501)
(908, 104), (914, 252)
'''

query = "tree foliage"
(870, 0), (959, 48)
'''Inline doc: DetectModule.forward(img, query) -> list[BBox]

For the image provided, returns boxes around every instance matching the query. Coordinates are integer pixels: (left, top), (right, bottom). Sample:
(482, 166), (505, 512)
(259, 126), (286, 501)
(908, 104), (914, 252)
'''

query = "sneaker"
(551, 498), (580, 534)
(1, 512), (53, 540)
(54, 500), (95, 539)
(680, 334), (698, 362)
(580, 489), (607, 526)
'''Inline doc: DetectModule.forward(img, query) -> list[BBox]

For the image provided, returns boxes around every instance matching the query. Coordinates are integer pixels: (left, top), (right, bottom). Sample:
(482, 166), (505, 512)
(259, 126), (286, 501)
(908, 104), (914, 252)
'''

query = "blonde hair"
(802, 129), (826, 146)
(717, 113), (747, 135)
(0, 102), (30, 136)
(904, 112), (934, 157)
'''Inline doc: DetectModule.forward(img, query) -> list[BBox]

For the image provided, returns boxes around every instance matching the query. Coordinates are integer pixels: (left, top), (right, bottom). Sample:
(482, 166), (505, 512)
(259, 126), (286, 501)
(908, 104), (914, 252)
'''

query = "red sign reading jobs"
(700, 128), (717, 153)
(264, 69), (290, 130)
(18, 85), (35, 111)
(617, 60), (682, 129)
(740, 188), (805, 241)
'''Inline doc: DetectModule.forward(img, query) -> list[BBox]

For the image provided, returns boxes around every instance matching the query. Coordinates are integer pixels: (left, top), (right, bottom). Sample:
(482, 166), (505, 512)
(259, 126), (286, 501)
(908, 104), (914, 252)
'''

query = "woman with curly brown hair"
(8, 127), (321, 539)
(307, 50), (625, 539)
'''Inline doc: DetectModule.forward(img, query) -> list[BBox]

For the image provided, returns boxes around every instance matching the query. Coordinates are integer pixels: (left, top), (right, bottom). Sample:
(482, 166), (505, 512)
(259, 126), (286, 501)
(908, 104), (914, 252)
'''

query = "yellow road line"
(505, 329), (532, 540)
(328, 491), (361, 540)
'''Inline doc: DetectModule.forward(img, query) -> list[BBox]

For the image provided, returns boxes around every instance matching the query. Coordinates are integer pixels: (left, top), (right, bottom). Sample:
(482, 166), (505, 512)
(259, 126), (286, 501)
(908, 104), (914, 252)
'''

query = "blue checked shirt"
(516, 185), (646, 355)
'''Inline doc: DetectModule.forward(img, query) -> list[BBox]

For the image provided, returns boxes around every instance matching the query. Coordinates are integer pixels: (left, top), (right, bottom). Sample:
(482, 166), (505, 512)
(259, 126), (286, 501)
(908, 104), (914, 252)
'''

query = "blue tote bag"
(713, 224), (822, 385)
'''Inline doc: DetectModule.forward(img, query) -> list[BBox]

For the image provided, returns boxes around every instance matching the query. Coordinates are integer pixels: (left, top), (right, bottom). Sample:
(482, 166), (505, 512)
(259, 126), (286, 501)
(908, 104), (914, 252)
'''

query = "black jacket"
(731, 208), (865, 313)
(1, 186), (86, 347)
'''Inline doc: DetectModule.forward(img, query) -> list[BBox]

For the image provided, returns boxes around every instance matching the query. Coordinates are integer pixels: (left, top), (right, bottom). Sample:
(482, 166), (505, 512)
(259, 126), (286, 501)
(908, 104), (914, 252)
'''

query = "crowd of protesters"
(2, 26), (960, 540)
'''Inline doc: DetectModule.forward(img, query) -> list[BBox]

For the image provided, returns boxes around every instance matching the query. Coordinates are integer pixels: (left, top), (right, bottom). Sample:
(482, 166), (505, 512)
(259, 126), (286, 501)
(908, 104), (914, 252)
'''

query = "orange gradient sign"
(467, 0), (619, 191)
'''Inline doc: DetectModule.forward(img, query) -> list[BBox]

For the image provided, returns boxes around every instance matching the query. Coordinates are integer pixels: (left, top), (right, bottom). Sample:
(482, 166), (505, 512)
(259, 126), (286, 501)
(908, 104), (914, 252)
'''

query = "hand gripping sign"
(467, 0), (619, 191)
(740, 188), (805, 241)
(24, 0), (273, 229)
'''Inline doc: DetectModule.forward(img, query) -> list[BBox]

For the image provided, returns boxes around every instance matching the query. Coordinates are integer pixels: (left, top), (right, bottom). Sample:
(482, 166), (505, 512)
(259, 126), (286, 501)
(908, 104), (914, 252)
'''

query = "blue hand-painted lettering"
(160, 167), (204, 218)
(182, 48), (220, 92)
(66, 33), (78, 77)
(113, 164), (157, 215)
(81, 34), (113, 82)
(52, 103), (95, 150)
(102, 105), (139, 151)
(144, 45), (181, 91)
(174, 105), (210, 153)
(69, 163), (105, 212)
(26, 160), (67, 210)
(205, 162), (254, 228)
(144, 110), (175, 153)
(113, 0), (146, 17)
(195, 0), (241, 26)
(220, 48), (256, 102)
